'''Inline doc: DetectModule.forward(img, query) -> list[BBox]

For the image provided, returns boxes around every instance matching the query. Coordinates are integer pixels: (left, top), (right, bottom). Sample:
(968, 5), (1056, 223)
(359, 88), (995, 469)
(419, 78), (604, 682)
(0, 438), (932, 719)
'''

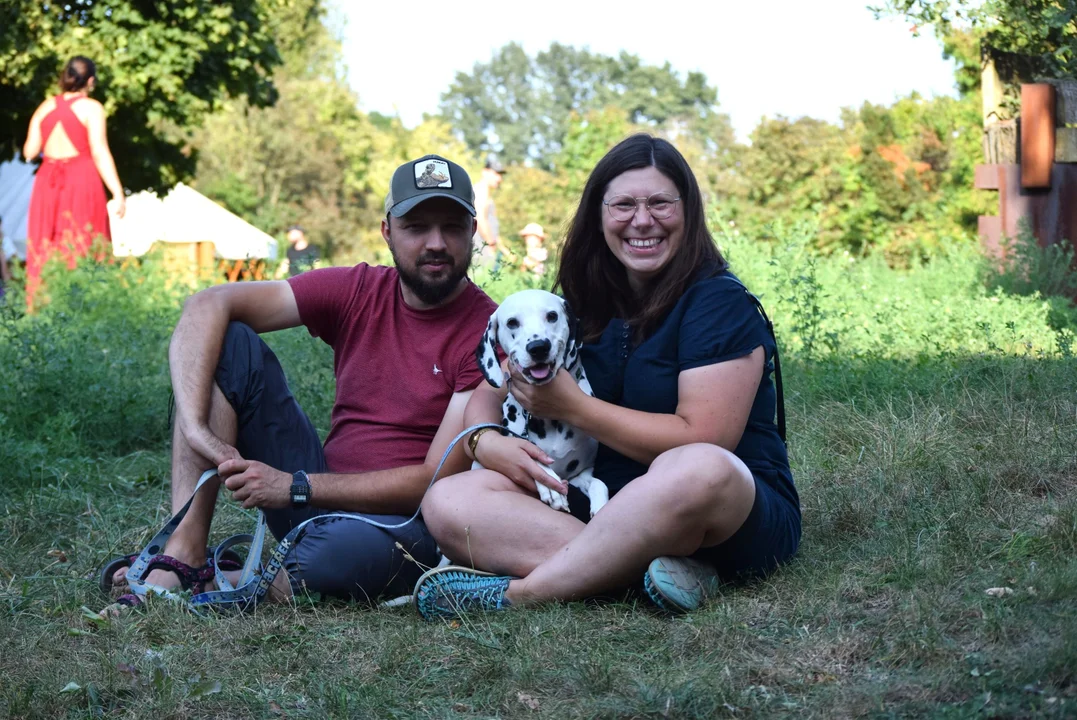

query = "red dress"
(26, 94), (111, 307)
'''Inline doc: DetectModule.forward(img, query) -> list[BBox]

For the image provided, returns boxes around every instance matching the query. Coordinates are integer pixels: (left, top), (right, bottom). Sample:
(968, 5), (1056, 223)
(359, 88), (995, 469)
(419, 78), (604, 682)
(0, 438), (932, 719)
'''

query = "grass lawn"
(1, 239), (1075, 718)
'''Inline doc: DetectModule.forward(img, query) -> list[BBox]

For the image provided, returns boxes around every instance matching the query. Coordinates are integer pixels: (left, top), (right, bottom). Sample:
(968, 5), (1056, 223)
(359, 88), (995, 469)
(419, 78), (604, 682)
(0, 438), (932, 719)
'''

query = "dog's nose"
(526, 339), (552, 360)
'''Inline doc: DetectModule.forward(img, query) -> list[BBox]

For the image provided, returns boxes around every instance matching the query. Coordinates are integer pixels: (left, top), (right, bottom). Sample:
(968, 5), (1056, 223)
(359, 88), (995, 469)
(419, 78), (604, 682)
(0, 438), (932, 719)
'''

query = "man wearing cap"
(101, 155), (498, 612)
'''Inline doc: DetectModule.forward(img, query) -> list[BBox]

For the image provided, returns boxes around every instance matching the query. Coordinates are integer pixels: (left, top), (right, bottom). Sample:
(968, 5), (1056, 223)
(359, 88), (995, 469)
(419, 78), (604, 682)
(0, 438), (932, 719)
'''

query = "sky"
(339, 0), (960, 142)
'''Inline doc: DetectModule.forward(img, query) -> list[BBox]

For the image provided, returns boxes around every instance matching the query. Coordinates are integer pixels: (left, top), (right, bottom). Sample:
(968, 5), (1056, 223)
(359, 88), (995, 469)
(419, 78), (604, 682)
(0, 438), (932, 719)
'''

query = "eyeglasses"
(603, 192), (681, 222)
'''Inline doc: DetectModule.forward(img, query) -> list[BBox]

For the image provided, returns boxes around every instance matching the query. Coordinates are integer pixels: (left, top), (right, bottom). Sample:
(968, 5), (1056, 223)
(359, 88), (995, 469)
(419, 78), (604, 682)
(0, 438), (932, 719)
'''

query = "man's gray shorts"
(212, 321), (440, 602)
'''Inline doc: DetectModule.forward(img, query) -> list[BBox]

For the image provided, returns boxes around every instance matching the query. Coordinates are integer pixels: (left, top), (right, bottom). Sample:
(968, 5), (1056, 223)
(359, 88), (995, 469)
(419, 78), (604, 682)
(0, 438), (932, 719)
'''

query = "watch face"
(291, 481), (309, 505)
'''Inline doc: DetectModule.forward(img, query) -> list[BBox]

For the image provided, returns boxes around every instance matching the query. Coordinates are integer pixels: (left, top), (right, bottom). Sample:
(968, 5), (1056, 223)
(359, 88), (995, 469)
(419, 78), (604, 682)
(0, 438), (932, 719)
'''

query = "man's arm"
(171, 281), (302, 465)
(220, 389), (477, 514)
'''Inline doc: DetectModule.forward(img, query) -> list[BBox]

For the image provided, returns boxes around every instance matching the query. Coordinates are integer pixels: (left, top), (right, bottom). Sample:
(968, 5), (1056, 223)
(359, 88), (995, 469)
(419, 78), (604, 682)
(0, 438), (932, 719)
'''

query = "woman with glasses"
(416, 134), (800, 617)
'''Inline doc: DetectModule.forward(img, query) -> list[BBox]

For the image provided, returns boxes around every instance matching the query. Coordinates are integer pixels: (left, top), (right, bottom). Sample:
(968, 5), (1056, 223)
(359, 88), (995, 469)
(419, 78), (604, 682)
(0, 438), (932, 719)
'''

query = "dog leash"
(125, 422), (516, 613)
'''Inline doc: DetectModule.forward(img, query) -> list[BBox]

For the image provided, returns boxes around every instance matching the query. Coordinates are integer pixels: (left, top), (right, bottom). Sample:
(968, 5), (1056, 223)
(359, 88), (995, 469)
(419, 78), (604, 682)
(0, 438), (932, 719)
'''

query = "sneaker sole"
(412, 565), (496, 619)
(644, 557), (720, 614)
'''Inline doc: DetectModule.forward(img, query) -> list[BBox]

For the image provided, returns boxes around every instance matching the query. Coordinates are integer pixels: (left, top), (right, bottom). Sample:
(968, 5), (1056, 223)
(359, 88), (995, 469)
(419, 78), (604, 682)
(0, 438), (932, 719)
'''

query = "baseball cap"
(385, 154), (476, 218)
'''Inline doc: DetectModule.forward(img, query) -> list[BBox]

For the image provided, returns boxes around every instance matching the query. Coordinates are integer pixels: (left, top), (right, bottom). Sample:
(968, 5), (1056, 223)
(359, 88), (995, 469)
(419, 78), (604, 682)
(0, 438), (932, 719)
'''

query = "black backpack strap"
(722, 275), (787, 444)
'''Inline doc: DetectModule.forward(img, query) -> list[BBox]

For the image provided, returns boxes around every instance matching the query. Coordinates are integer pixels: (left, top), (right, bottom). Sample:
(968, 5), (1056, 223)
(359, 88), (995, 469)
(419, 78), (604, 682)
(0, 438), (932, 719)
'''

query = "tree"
(0, 0), (282, 191)
(873, 0), (1077, 109)
(439, 42), (735, 169)
(194, 1), (477, 263)
(727, 91), (992, 263)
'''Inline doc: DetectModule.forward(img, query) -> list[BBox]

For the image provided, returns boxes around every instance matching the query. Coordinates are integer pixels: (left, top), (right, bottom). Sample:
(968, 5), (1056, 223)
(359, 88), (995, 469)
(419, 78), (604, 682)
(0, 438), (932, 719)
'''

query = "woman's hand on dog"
(507, 366), (584, 422)
(474, 433), (567, 496)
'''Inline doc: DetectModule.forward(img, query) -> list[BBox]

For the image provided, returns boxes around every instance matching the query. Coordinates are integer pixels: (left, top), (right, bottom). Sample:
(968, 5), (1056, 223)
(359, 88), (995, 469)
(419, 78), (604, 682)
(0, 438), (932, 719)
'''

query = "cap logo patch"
(415, 159), (452, 189)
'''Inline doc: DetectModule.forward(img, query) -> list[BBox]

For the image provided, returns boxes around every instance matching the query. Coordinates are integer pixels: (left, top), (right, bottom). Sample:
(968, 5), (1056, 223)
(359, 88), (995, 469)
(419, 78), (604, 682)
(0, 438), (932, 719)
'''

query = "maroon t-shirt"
(287, 264), (496, 473)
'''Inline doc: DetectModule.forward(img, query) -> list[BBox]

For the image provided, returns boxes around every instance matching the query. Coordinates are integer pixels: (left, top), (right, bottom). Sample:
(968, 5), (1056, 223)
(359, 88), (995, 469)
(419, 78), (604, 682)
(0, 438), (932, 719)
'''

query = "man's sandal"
(98, 546), (243, 598)
(98, 546), (243, 602)
(106, 553), (244, 610)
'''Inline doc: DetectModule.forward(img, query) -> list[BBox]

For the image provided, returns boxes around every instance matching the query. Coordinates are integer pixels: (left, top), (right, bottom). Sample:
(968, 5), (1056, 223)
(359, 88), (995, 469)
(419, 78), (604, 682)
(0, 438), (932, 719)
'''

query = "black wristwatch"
(290, 470), (311, 508)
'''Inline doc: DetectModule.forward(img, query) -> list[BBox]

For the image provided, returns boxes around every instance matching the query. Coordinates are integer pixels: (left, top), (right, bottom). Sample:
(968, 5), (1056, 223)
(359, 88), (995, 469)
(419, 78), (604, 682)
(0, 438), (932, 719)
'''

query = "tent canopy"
(0, 159), (278, 262)
(113, 183), (278, 261)
(0, 154), (35, 260)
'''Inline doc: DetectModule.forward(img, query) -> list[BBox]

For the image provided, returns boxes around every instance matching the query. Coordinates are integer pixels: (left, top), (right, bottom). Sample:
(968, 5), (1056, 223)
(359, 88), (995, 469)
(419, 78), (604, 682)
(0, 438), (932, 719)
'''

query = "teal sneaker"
(413, 565), (515, 620)
(643, 556), (722, 613)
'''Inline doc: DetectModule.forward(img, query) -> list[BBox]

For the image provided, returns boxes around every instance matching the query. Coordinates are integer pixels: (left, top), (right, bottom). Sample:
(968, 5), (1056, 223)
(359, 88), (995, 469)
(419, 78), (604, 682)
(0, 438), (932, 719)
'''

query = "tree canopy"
(192, 1), (476, 262)
(438, 42), (734, 169)
(0, 0), (282, 190)
(874, 0), (1077, 108)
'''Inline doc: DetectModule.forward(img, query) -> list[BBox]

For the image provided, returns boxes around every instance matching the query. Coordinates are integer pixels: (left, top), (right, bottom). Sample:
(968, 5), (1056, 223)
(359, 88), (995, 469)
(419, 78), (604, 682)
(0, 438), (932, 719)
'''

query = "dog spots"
(527, 417), (547, 439)
(552, 420), (564, 433)
(565, 429), (574, 440)
(566, 459), (579, 475)
(486, 357), (494, 369)
(501, 417), (509, 427)
(507, 405), (518, 423)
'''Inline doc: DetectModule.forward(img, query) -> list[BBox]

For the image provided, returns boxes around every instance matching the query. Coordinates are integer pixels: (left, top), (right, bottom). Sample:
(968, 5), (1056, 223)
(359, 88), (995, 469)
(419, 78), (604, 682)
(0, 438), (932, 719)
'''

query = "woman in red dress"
(22, 56), (125, 310)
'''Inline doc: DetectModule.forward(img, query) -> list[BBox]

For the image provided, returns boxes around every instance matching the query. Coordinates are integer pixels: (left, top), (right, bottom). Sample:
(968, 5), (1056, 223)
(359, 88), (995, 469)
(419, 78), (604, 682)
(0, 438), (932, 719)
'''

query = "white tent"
(0, 160), (277, 262)
(0, 154), (35, 261)
(112, 182), (278, 260)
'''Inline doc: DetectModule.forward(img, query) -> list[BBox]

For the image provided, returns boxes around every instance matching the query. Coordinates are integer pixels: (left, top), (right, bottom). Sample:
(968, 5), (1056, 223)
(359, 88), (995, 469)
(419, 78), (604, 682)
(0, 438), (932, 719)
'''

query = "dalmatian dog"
(475, 289), (609, 517)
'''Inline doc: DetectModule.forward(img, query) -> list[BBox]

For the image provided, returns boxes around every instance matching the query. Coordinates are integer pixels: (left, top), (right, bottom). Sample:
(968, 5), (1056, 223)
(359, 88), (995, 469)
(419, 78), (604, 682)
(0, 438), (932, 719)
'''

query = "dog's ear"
(475, 313), (504, 388)
(561, 297), (583, 368)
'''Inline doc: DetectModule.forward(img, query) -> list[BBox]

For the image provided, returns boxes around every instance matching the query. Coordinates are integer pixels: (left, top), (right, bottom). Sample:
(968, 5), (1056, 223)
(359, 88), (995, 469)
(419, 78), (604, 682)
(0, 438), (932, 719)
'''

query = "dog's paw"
(534, 480), (570, 513)
(588, 482), (609, 517)
(537, 467), (570, 512)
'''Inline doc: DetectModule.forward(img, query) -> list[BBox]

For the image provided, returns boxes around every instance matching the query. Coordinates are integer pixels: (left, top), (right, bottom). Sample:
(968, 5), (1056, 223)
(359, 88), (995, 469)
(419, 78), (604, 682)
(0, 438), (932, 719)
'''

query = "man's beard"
(390, 244), (470, 306)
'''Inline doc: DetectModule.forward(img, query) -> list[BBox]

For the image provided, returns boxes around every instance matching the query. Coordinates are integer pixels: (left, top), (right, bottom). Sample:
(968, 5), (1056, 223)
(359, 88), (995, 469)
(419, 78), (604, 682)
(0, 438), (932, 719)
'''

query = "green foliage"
(0, 254), (184, 459)
(0, 0), (282, 190)
(985, 223), (1077, 311)
(874, 0), (1077, 109)
(438, 42), (735, 169)
(2, 223), (1077, 717)
(727, 92), (994, 263)
(193, 1), (478, 264)
(713, 211), (1076, 360)
(492, 165), (570, 267)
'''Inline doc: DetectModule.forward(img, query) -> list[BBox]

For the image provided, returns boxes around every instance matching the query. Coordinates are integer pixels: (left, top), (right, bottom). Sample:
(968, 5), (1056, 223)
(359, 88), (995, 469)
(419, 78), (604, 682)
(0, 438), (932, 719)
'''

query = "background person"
(472, 157), (506, 267)
(276, 224), (320, 278)
(416, 134), (801, 618)
(519, 222), (548, 279)
(22, 56), (125, 311)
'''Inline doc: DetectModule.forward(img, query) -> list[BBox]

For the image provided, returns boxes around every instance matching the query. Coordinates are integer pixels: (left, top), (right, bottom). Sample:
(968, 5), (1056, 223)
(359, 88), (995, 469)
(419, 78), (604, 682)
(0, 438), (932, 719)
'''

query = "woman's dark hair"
(59, 56), (96, 93)
(554, 133), (727, 343)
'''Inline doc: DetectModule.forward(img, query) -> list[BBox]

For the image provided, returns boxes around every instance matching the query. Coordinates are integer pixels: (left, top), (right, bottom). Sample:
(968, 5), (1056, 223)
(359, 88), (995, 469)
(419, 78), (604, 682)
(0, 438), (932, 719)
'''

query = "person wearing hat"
(99, 154), (500, 615)
(472, 157), (506, 267)
(519, 222), (548, 278)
